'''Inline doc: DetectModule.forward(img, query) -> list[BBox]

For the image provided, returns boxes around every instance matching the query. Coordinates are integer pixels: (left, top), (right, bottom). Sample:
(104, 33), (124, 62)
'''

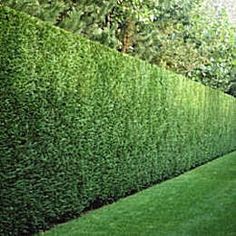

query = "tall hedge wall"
(0, 7), (236, 235)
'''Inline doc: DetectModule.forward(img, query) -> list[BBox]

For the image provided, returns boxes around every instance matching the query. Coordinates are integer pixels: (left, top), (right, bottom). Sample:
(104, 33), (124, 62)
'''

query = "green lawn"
(38, 151), (236, 236)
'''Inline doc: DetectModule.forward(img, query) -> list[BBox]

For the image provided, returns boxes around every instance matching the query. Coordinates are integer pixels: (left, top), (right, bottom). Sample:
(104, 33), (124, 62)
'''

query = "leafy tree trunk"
(121, 18), (135, 53)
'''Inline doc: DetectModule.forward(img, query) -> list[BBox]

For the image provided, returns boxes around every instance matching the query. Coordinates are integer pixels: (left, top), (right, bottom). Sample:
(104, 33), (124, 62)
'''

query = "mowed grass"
(39, 152), (236, 236)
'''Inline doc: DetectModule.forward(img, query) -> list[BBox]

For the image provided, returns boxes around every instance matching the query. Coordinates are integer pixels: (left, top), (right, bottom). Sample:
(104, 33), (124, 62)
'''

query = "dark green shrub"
(0, 7), (235, 235)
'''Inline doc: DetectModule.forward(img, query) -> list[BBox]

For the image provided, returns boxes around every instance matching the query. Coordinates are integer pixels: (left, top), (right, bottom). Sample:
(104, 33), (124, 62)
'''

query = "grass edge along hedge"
(0, 6), (236, 236)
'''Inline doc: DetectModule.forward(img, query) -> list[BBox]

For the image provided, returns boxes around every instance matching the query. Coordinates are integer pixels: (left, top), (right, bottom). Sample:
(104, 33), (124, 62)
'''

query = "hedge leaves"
(0, 7), (235, 235)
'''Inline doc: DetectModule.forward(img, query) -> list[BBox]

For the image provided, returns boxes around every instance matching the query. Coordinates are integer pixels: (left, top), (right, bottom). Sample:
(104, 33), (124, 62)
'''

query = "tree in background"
(1, 0), (235, 95)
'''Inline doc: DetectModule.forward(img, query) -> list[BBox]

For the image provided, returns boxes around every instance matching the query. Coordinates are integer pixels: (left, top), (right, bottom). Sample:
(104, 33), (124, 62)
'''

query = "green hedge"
(0, 7), (235, 235)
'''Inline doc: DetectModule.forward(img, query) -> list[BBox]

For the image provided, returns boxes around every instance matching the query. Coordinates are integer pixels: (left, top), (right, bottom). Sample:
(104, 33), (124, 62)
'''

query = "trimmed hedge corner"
(0, 6), (236, 235)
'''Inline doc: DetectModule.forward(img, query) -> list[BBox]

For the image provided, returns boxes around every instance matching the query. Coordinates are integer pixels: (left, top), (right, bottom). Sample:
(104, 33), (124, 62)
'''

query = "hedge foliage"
(0, 7), (236, 235)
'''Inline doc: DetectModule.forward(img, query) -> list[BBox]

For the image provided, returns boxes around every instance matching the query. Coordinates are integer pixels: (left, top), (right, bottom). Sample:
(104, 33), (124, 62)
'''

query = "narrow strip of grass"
(39, 152), (236, 236)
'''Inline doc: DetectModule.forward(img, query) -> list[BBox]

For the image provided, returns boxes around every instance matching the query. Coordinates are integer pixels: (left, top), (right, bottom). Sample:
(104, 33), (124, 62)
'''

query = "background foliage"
(1, 0), (235, 95)
(1, 7), (236, 235)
